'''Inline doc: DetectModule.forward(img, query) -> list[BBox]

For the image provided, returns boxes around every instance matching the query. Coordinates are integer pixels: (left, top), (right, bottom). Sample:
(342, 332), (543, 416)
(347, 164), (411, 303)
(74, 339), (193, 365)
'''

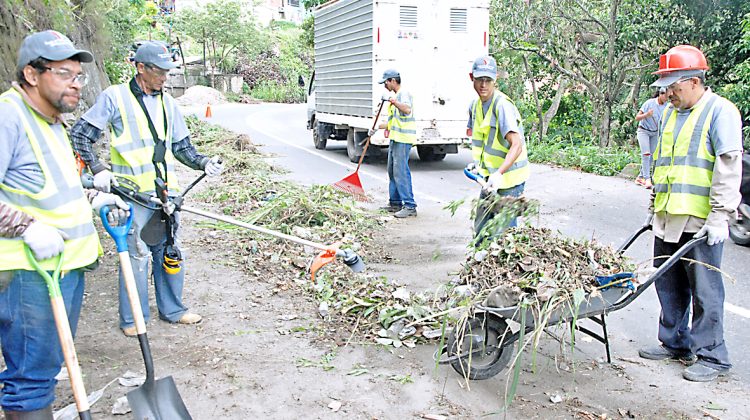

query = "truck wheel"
(346, 130), (365, 163)
(417, 145), (446, 162)
(313, 123), (327, 150)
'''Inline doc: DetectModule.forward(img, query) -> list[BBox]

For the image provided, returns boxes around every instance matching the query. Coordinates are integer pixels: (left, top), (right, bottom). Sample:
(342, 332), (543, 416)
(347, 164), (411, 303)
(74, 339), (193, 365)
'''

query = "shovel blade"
(127, 376), (191, 420)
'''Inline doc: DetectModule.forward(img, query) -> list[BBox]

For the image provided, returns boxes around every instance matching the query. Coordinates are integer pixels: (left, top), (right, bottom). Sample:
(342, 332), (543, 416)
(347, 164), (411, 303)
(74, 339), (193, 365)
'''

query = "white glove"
(643, 211), (654, 227)
(204, 156), (224, 177)
(484, 171), (504, 192)
(368, 128), (377, 137)
(93, 170), (118, 193)
(91, 192), (130, 225)
(465, 162), (478, 174)
(22, 222), (69, 260)
(694, 221), (729, 246)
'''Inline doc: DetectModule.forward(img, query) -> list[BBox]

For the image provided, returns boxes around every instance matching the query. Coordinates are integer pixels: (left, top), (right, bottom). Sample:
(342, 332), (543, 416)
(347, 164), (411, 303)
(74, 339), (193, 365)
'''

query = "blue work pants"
(653, 233), (731, 369)
(387, 140), (417, 209)
(0, 269), (84, 411)
(119, 199), (187, 329)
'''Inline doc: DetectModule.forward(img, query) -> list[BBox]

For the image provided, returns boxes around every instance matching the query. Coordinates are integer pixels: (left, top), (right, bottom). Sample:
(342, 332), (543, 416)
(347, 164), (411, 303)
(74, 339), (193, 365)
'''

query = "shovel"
(23, 248), (92, 420)
(100, 206), (192, 420)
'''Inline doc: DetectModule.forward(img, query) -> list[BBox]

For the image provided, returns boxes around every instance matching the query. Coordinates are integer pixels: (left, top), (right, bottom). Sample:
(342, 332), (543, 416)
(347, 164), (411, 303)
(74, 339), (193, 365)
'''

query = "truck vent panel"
(450, 8), (467, 33)
(399, 5), (418, 28)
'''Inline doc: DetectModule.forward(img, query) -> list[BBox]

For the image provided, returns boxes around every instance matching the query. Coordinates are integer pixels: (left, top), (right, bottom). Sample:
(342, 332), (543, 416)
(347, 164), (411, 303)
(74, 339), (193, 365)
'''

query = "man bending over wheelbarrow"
(640, 45), (743, 382)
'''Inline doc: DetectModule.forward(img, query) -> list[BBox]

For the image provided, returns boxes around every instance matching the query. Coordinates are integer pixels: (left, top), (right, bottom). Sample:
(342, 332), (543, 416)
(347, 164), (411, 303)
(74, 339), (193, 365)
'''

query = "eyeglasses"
(43, 67), (88, 86)
(145, 65), (169, 77)
(666, 77), (694, 91)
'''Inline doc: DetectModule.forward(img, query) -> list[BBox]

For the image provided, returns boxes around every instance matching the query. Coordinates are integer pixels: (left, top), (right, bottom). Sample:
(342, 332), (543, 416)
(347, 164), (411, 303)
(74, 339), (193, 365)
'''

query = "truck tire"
(346, 129), (366, 163)
(417, 145), (446, 162)
(312, 123), (327, 150)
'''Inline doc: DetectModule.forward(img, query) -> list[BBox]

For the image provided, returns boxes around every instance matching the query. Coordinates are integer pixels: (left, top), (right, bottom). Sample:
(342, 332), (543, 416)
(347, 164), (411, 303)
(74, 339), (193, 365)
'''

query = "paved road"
(193, 102), (750, 383)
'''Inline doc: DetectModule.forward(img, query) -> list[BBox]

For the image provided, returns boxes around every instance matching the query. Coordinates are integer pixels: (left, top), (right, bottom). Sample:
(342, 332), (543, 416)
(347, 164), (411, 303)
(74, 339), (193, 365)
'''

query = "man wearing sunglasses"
(639, 45), (743, 382)
(70, 41), (224, 337)
(0, 30), (130, 419)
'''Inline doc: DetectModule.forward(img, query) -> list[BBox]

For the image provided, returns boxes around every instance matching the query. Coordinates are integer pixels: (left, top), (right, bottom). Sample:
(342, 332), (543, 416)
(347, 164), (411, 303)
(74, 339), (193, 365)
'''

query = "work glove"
(93, 170), (119, 193)
(367, 128), (377, 137)
(91, 192), (131, 225)
(694, 221), (729, 246)
(22, 222), (68, 260)
(381, 93), (396, 103)
(465, 162), (478, 175)
(484, 171), (504, 192)
(204, 156), (224, 177)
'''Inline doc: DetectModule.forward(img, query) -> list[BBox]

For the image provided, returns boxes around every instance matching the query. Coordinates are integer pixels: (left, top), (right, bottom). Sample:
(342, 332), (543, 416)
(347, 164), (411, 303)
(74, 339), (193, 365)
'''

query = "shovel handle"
(24, 248), (92, 419)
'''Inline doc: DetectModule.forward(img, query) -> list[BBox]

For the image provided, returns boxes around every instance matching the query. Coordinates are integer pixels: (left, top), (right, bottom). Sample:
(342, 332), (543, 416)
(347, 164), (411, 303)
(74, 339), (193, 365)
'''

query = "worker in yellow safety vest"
(369, 69), (418, 218)
(638, 45), (742, 383)
(70, 41), (224, 337)
(466, 55), (530, 237)
(0, 30), (129, 418)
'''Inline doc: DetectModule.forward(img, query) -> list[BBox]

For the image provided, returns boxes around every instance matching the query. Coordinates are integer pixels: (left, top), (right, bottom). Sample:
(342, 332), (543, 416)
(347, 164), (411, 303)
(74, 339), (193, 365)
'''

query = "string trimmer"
(100, 174), (365, 281)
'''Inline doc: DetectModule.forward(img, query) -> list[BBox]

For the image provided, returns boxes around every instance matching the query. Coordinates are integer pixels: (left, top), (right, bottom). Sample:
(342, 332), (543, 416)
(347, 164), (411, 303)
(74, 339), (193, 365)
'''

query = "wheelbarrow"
(435, 224), (707, 380)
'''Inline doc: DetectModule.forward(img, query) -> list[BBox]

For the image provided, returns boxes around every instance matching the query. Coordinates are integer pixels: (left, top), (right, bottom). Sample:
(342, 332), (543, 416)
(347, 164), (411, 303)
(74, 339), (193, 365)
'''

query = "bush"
(251, 80), (305, 103)
(529, 136), (638, 176)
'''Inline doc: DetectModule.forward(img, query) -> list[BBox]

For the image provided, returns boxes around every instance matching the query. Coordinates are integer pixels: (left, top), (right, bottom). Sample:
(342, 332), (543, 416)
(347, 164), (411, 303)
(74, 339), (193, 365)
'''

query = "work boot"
(683, 363), (729, 382)
(394, 207), (417, 218)
(379, 203), (401, 213)
(3, 406), (53, 419)
(638, 345), (697, 364)
(121, 326), (137, 337)
(178, 312), (202, 324)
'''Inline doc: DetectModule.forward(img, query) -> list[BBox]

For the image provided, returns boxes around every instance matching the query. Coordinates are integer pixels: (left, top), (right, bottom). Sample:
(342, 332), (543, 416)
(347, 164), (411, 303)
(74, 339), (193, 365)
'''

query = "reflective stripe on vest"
(386, 90), (417, 144)
(470, 91), (530, 189)
(110, 84), (180, 192)
(653, 93), (719, 218)
(0, 89), (101, 271)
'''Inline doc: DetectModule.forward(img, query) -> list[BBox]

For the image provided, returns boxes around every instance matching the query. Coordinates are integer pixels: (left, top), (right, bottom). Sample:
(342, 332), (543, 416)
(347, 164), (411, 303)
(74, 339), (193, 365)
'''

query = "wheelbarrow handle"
(616, 224), (652, 253)
(99, 204), (135, 253)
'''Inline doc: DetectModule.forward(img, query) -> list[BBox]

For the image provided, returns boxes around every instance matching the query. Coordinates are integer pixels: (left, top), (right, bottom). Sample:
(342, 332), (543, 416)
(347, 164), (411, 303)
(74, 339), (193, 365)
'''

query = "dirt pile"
(175, 85), (227, 106)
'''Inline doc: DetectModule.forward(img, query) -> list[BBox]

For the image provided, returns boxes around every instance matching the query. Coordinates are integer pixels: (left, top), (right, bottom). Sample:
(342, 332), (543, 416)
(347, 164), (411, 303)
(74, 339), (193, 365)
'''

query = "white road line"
(246, 115), (445, 204)
(726, 302), (750, 319)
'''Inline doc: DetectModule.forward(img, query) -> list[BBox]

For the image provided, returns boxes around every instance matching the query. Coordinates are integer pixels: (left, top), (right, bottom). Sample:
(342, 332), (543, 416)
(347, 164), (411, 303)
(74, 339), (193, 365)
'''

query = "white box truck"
(306, 0), (490, 162)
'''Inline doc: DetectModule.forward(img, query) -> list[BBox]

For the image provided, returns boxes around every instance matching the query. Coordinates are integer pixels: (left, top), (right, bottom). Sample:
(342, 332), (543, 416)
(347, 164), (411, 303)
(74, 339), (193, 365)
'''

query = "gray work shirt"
(638, 98), (667, 133)
(81, 85), (189, 142)
(467, 91), (524, 140)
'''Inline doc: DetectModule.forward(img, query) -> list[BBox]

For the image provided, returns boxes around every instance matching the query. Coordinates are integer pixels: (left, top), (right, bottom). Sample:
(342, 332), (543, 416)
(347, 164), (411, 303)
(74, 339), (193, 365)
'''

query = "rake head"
(331, 172), (371, 202)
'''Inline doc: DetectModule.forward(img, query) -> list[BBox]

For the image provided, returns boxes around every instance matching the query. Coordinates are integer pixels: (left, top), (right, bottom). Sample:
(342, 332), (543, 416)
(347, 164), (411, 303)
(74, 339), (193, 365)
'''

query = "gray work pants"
(653, 233), (731, 369)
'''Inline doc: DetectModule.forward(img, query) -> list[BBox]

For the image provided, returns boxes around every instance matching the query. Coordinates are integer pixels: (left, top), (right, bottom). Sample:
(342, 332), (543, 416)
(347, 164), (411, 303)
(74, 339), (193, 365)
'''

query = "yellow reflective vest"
(653, 93), (720, 219)
(0, 89), (101, 271)
(386, 89), (416, 144)
(470, 91), (530, 189)
(110, 83), (180, 193)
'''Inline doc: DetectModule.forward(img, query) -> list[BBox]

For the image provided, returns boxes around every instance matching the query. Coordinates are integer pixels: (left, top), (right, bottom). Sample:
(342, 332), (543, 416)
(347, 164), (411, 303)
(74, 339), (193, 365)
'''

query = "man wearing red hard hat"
(638, 45), (743, 382)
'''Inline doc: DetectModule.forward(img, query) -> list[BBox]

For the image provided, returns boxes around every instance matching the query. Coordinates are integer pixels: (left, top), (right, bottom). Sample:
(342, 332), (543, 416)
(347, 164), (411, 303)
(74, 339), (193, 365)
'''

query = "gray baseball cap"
(650, 69), (705, 88)
(472, 55), (498, 80)
(134, 41), (177, 70)
(378, 69), (400, 84)
(17, 30), (93, 71)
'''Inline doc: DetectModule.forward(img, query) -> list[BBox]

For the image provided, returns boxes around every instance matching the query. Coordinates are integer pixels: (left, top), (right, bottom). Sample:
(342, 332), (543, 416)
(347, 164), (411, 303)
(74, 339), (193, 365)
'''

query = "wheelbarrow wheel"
(447, 314), (513, 380)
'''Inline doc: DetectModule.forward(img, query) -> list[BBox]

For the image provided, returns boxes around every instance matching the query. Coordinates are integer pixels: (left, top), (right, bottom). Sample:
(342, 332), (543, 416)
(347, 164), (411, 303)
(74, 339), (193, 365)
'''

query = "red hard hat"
(654, 45), (709, 75)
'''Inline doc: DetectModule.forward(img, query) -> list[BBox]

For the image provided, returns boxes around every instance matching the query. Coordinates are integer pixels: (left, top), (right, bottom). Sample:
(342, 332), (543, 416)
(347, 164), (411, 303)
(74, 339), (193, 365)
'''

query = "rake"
(331, 99), (386, 201)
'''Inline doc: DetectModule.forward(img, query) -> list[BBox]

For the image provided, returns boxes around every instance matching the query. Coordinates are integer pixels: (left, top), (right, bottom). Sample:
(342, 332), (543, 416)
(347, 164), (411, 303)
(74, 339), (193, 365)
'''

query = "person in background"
(635, 86), (669, 188)
(369, 68), (418, 218)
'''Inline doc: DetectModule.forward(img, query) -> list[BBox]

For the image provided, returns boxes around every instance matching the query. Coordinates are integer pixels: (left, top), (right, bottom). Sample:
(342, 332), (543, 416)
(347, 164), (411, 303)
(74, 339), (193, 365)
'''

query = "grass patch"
(529, 139), (638, 176)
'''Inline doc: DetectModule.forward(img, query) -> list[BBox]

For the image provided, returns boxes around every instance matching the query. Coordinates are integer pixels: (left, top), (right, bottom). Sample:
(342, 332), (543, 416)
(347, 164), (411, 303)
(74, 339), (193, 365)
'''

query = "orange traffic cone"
(205, 103), (212, 118)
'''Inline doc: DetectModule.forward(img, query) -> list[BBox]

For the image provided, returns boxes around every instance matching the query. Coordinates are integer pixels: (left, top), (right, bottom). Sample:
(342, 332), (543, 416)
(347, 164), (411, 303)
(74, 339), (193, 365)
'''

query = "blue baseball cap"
(17, 30), (94, 71)
(134, 41), (177, 70)
(471, 55), (498, 80)
(378, 69), (400, 84)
